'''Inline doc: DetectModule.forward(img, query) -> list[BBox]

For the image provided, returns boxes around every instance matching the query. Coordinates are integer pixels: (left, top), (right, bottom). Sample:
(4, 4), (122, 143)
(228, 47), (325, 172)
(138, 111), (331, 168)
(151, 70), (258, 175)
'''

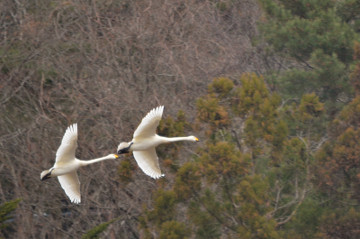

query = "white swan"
(40, 123), (118, 204)
(117, 106), (199, 179)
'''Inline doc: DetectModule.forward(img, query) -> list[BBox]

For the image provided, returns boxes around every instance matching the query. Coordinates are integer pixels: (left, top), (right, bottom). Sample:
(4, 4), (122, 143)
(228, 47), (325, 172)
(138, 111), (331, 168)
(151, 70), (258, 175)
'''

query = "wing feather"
(55, 124), (78, 164)
(58, 171), (81, 204)
(133, 148), (164, 179)
(133, 106), (164, 138)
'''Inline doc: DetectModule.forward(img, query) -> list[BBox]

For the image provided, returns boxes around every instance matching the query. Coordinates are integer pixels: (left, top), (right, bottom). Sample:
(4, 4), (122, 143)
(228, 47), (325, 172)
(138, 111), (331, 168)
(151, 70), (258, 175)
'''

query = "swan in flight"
(40, 123), (118, 204)
(117, 106), (199, 179)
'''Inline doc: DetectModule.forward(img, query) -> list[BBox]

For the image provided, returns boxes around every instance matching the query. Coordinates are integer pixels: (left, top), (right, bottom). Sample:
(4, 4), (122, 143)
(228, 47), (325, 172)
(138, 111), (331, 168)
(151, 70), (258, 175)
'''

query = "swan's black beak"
(117, 148), (131, 154)
(117, 142), (133, 154)
(41, 173), (51, 181)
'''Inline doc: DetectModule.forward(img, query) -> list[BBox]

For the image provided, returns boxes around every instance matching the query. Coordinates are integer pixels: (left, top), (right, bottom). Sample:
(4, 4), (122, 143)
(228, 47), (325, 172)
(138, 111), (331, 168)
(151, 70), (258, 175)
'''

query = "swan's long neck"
(79, 155), (114, 166)
(160, 136), (196, 143)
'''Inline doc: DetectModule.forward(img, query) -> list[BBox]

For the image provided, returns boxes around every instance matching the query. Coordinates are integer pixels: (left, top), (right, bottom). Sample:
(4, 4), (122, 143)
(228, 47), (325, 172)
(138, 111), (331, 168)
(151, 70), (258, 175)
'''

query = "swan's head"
(40, 168), (54, 181)
(190, 136), (199, 142)
(107, 154), (119, 159)
(117, 142), (133, 154)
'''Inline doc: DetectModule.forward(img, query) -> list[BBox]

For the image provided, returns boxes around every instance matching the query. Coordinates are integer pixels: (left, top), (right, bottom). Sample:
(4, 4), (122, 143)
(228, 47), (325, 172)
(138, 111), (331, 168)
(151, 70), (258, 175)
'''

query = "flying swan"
(40, 123), (118, 204)
(117, 105), (199, 179)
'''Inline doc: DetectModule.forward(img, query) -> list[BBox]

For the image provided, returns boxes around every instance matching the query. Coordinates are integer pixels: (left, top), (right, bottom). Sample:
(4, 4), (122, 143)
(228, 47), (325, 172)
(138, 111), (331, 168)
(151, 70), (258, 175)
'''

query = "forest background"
(1, 0), (360, 238)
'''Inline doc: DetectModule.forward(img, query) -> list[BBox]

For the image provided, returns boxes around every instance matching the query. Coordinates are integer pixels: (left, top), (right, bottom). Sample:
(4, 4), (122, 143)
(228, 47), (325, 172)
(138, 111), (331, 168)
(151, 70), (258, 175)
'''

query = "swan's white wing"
(133, 106), (164, 138)
(55, 124), (78, 164)
(133, 148), (164, 179)
(58, 171), (81, 204)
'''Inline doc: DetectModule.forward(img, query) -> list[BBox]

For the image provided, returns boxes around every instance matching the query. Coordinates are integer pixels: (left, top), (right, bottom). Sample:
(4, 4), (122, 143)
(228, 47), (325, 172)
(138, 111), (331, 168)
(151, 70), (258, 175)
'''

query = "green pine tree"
(258, 0), (359, 111)
(82, 218), (119, 239)
(0, 199), (21, 238)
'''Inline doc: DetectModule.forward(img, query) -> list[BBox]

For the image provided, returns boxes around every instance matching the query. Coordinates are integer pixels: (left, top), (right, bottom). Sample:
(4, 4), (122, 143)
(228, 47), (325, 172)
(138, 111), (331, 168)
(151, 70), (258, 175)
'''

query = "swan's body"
(40, 124), (118, 204)
(117, 106), (199, 179)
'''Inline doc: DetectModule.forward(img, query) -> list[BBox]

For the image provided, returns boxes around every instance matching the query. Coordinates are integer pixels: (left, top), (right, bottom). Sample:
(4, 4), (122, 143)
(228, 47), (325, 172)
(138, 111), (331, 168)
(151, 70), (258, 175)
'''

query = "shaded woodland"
(1, 0), (360, 238)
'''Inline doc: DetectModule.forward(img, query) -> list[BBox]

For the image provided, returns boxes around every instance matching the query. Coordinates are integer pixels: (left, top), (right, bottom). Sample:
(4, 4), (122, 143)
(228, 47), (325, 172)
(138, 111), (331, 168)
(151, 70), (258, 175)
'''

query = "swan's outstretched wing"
(133, 106), (164, 138)
(133, 148), (164, 179)
(58, 171), (81, 204)
(55, 124), (78, 164)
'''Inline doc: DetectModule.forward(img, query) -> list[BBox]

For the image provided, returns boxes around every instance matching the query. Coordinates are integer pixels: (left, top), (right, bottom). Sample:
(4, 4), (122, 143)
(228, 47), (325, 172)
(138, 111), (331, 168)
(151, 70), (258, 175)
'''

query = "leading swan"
(117, 106), (199, 179)
(40, 123), (118, 204)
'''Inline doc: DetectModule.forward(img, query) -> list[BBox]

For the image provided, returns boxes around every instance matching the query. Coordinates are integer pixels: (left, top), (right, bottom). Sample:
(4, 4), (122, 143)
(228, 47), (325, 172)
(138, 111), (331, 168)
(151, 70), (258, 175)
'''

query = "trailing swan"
(40, 123), (118, 204)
